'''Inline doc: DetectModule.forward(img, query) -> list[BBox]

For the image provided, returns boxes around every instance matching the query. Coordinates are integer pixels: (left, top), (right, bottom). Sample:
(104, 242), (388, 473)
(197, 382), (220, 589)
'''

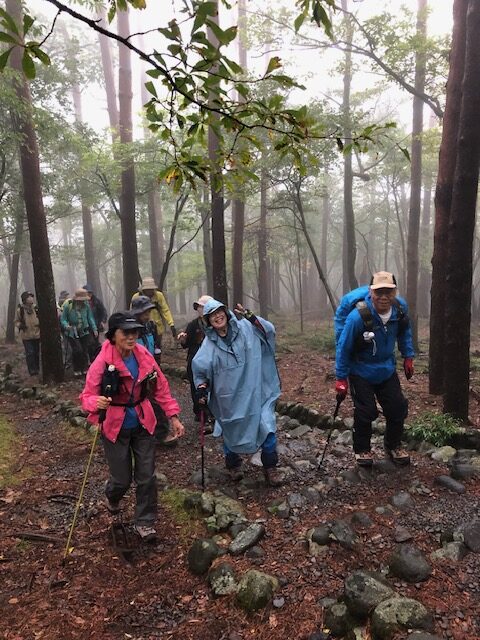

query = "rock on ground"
(235, 569), (279, 611)
(371, 596), (434, 640)
(344, 570), (394, 619)
(388, 545), (432, 583)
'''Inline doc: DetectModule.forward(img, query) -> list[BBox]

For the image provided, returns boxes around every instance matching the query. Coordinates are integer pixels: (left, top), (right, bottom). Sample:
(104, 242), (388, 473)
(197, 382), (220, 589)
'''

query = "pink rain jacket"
(80, 340), (180, 443)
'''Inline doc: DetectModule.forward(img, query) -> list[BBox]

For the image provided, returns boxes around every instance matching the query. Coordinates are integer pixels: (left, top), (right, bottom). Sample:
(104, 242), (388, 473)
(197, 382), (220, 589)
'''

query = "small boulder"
(434, 475), (466, 494)
(449, 461), (475, 481)
(330, 520), (359, 550)
(371, 597), (434, 639)
(388, 545), (432, 583)
(208, 562), (237, 596)
(311, 525), (331, 546)
(228, 523), (265, 556)
(235, 569), (279, 611)
(393, 526), (413, 543)
(430, 541), (467, 562)
(344, 570), (394, 619)
(187, 538), (220, 575)
(351, 512), (373, 528)
(431, 446), (457, 463)
(462, 519), (480, 553)
(390, 491), (414, 513)
(324, 602), (356, 637)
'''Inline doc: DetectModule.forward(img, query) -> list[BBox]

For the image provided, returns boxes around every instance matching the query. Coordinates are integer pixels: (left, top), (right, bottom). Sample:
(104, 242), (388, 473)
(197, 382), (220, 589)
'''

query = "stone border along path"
(1, 365), (480, 638)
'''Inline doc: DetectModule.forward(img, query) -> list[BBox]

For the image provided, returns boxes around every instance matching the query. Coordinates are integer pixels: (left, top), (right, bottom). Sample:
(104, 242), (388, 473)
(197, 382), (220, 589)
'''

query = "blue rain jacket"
(192, 299), (280, 454)
(335, 293), (414, 384)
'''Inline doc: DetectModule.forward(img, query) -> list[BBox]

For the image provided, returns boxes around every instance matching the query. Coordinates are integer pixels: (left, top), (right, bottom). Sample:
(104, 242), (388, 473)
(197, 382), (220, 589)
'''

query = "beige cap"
(140, 277), (157, 291)
(193, 295), (213, 311)
(370, 271), (397, 290)
(73, 288), (89, 301)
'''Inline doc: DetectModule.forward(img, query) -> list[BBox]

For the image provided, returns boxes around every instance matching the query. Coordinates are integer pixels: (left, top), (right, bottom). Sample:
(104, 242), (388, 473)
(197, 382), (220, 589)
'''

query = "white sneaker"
(134, 524), (157, 542)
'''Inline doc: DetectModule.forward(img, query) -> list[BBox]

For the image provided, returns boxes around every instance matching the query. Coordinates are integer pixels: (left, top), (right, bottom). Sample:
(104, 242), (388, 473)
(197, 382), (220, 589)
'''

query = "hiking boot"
(105, 496), (121, 515)
(263, 467), (284, 487)
(385, 447), (410, 465)
(227, 467), (244, 482)
(134, 524), (157, 542)
(354, 451), (374, 467)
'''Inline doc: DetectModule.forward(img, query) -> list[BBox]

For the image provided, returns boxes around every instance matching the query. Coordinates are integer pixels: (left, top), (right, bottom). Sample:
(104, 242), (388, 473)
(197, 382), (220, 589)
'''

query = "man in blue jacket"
(335, 271), (414, 467)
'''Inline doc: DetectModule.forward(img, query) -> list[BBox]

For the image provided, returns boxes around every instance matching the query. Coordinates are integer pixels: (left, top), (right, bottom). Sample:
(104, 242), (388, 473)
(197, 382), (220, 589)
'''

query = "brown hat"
(193, 294), (213, 310)
(140, 277), (157, 291)
(370, 271), (397, 290)
(73, 288), (89, 301)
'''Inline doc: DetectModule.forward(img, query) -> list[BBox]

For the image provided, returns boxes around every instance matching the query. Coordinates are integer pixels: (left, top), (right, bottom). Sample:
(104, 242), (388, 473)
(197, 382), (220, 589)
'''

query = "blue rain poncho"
(192, 299), (280, 454)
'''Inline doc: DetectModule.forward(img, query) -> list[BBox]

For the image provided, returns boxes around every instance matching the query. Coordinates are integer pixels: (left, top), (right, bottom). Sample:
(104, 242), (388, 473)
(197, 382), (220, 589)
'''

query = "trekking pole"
(62, 385), (111, 564)
(317, 395), (344, 471)
(200, 409), (206, 491)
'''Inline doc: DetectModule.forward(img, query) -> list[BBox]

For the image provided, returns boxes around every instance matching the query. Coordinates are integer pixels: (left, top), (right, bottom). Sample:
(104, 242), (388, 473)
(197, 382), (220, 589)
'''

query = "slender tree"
(443, 0), (480, 420)
(406, 0), (427, 349)
(340, 0), (357, 292)
(6, 0), (63, 382)
(117, 7), (140, 303)
(429, 0), (467, 395)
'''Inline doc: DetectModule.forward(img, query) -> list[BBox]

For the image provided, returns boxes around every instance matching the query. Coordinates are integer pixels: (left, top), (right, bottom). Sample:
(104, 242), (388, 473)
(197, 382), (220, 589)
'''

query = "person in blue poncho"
(192, 298), (283, 486)
(335, 271), (415, 467)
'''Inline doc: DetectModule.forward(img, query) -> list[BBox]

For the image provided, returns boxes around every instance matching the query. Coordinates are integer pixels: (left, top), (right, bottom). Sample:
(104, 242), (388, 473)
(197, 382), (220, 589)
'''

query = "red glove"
(335, 379), (348, 400)
(404, 357), (414, 380)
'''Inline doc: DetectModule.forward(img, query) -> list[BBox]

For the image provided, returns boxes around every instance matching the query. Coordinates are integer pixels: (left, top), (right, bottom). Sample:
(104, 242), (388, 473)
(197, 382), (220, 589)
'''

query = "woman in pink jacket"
(80, 312), (185, 541)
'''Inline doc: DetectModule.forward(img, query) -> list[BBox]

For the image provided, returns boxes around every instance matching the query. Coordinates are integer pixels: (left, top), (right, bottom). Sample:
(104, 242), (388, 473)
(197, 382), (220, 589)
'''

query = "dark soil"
(0, 340), (479, 640)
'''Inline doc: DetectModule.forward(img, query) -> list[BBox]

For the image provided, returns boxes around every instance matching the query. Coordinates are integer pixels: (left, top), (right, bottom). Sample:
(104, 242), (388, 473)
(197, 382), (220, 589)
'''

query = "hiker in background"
(131, 277), (176, 363)
(84, 283), (108, 362)
(15, 291), (40, 376)
(192, 299), (283, 486)
(177, 294), (213, 423)
(58, 290), (71, 369)
(61, 288), (98, 377)
(335, 271), (414, 467)
(130, 296), (176, 445)
(80, 311), (185, 541)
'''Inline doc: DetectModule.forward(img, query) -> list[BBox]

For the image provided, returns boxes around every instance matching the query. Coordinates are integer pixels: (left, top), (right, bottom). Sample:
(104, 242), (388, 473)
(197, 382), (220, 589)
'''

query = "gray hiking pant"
(103, 426), (157, 526)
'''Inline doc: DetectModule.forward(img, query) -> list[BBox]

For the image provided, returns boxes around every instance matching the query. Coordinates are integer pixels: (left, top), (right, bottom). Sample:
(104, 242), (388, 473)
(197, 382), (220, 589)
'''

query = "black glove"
(195, 386), (209, 404)
(170, 325), (177, 338)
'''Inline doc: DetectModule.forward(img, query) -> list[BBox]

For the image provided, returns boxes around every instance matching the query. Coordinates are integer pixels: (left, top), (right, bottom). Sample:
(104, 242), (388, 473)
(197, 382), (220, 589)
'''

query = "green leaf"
(399, 145), (411, 162)
(0, 47), (13, 71)
(22, 50), (35, 79)
(265, 56), (282, 75)
(0, 8), (19, 36)
(29, 45), (51, 66)
(312, 2), (333, 38)
(0, 31), (16, 44)
(23, 14), (34, 36)
(206, 20), (237, 47)
(144, 80), (157, 97)
(294, 12), (306, 33)
(159, 20), (181, 42)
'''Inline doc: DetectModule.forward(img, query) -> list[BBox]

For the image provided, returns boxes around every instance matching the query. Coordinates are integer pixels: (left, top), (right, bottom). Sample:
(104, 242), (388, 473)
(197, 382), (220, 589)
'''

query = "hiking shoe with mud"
(135, 524), (157, 542)
(105, 496), (121, 515)
(385, 447), (410, 465)
(354, 451), (374, 467)
(227, 467), (244, 482)
(263, 467), (284, 487)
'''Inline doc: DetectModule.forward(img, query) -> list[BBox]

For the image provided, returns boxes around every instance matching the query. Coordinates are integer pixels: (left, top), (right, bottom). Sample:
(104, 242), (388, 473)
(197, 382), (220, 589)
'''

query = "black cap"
(105, 312), (143, 340)
(21, 291), (34, 303)
(130, 295), (155, 315)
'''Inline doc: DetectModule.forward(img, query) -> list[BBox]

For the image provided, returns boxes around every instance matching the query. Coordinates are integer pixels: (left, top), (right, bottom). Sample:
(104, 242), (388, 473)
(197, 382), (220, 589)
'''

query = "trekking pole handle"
(98, 384), (112, 424)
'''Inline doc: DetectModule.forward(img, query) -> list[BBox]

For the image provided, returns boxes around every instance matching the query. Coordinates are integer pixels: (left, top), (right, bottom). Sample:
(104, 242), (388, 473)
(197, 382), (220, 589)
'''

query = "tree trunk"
(208, 2), (228, 304)
(429, 0), (468, 394)
(341, 0), (357, 292)
(61, 220), (76, 294)
(97, 6), (119, 140)
(319, 187), (330, 314)
(258, 168), (269, 318)
(443, 0), (480, 421)
(202, 188), (214, 293)
(418, 177), (432, 317)
(6, 0), (63, 383)
(5, 203), (23, 344)
(231, 0), (247, 305)
(406, 0), (427, 350)
(118, 7), (140, 304)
